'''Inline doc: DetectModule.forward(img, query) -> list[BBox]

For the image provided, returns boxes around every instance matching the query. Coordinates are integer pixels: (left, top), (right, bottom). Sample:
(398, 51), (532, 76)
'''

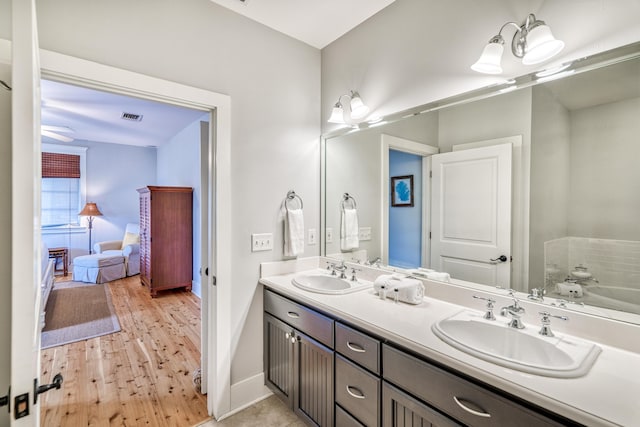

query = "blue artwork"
(395, 180), (410, 202)
(391, 175), (414, 207)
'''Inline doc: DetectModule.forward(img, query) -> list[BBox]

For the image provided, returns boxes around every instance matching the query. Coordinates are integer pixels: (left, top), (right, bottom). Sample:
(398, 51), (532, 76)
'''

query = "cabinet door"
(294, 331), (334, 427)
(382, 382), (461, 427)
(264, 313), (295, 407)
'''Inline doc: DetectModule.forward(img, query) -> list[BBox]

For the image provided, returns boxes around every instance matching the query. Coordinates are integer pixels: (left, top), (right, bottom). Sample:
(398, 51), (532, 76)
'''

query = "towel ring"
(285, 190), (303, 211)
(341, 193), (357, 210)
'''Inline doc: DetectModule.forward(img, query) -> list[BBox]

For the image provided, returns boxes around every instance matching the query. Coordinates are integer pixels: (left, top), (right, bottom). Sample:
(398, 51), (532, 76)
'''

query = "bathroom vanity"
(260, 258), (640, 427)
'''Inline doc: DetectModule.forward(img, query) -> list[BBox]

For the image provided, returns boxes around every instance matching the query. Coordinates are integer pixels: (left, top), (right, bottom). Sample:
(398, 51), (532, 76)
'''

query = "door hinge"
(212, 275), (217, 286)
(429, 231), (432, 239)
(429, 171), (432, 178)
(0, 386), (9, 413)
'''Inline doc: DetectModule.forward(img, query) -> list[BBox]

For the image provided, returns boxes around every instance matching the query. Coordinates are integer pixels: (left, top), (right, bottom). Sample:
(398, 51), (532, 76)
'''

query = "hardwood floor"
(40, 275), (208, 426)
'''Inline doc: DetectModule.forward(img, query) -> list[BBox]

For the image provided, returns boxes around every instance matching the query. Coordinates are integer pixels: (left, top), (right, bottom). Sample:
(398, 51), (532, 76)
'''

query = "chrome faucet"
(333, 260), (348, 279)
(365, 256), (382, 268)
(501, 296), (526, 329)
(538, 311), (568, 337)
(472, 295), (496, 320)
(527, 287), (545, 302)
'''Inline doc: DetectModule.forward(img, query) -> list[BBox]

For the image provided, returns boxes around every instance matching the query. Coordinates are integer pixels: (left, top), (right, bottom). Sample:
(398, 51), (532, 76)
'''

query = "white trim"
(381, 134), (438, 267)
(5, 41), (233, 419)
(224, 373), (272, 421)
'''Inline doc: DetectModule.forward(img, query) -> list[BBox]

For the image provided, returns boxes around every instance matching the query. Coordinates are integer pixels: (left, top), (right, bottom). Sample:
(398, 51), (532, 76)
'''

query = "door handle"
(490, 255), (508, 263)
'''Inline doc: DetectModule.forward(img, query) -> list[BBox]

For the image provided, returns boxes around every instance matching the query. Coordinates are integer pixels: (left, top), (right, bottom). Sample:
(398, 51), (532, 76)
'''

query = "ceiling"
(41, 80), (207, 147)
(41, 1), (397, 147)
(207, 0), (397, 49)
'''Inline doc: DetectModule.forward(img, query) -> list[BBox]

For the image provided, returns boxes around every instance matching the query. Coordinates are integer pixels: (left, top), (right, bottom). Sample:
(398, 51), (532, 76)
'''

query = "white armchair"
(94, 223), (140, 276)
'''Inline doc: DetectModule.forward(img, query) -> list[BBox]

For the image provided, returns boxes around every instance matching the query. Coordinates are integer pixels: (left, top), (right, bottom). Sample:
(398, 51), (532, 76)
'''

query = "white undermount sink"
(292, 270), (372, 295)
(432, 310), (601, 378)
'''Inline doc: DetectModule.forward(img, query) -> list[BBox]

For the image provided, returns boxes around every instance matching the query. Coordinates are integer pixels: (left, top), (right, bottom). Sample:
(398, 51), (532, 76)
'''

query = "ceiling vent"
(121, 112), (143, 122)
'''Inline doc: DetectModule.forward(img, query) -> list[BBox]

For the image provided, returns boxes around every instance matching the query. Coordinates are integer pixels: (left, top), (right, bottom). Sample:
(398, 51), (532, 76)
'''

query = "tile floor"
(195, 395), (306, 427)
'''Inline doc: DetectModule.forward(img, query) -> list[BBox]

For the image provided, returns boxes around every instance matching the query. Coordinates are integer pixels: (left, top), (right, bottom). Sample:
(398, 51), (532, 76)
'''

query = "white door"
(11, 0), (45, 425)
(431, 144), (512, 287)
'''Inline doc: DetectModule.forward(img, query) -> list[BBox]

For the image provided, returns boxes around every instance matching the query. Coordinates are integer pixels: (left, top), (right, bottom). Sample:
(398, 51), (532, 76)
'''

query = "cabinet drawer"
(336, 404), (365, 427)
(382, 345), (564, 427)
(335, 322), (380, 374)
(382, 382), (461, 427)
(264, 290), (334, 348)
(336, 355), (380, 427)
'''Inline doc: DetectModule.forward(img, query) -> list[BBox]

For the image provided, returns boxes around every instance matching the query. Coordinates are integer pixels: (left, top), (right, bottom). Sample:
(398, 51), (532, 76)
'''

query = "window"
(41, 144), (87, 234)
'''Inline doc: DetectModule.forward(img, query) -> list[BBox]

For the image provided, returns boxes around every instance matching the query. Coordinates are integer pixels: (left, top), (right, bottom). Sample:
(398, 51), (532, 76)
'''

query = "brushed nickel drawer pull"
(453, 396), (491, 418)
(346, 341), (366, 353)
(346, 385), (366, 399)
(286, 311), (300, 318)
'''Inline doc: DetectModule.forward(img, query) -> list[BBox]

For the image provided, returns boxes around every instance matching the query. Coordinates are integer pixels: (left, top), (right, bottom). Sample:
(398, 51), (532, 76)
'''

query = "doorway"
(39, 79), (210, 423)
(10, 41), (232, 424)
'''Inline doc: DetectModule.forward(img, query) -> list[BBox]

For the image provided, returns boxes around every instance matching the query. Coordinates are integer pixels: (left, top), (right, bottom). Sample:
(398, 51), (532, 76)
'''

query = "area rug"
(41, 281), (121, 349)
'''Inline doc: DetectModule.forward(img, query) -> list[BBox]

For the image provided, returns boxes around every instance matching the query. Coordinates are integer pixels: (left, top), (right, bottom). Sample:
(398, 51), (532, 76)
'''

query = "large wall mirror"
(322, 42), (640, 325)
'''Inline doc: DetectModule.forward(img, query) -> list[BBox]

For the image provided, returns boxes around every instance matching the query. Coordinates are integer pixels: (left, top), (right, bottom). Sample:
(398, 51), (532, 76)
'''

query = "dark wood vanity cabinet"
(263, 289), (580, 427)
(264, 290), (334, 426)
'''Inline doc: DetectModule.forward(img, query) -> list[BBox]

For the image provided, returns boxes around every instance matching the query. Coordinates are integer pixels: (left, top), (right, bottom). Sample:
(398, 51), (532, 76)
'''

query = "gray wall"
(569, 97), (640, 240)
(0, 62), (11, 427)
(321, 0), (640, 135)
(530, 85), (571, 287)
(28, 0), (321, 389)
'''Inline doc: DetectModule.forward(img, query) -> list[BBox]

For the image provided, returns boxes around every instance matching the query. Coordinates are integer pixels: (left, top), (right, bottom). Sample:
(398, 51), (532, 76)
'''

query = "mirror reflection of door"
(431, 143), (512, 287)
(389, 150), (422, 268)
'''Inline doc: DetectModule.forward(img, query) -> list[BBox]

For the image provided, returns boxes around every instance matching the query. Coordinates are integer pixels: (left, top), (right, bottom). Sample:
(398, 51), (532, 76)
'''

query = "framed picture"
(391, 175), (414, 207)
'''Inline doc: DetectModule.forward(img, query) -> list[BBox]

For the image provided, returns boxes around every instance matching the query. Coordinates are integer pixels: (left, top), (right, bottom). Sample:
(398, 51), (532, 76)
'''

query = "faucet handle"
(538, 311), (568, 337)
(472, 295), (496, 320)
(350, 267), (361, 282)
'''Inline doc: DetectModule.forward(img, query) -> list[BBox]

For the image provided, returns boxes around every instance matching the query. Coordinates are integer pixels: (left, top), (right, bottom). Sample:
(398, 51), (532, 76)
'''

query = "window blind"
(42, 152), (80, 178)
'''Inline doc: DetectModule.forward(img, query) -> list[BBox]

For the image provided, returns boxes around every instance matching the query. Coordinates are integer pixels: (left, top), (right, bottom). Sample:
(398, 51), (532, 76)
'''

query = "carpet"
(41, 281), (121, 349)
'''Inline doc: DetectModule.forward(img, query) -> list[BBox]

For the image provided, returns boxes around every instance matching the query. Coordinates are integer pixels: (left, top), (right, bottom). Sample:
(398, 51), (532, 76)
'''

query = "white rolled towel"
(556, 282), (583, 297)
(373, 274), (424, 305)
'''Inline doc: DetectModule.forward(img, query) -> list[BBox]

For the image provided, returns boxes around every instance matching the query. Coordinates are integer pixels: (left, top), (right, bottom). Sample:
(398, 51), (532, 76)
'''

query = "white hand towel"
(341, 208), (359, 251)
(284, 208), (304, 257)
(373, 274), (424, 304)
(425, 272), (451, 283)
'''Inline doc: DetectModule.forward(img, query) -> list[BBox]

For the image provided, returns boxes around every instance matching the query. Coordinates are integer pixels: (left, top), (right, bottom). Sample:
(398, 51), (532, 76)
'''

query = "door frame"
(2, 41), (233, 419)
(381, 134), (438, 267)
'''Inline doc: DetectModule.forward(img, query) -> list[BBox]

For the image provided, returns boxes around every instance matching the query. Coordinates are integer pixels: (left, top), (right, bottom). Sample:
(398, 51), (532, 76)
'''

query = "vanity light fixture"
(327, 90), (370, 124)
(471, 13), (564, 74)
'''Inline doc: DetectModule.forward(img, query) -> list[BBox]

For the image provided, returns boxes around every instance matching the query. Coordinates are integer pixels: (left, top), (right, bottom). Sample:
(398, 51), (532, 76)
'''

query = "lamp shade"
(349, 93), (370, 119)
(328, 104), (345, 124)
(79, 202), (103, 217)
(471, 41), (504, 74)
(522, 24), (564, 65)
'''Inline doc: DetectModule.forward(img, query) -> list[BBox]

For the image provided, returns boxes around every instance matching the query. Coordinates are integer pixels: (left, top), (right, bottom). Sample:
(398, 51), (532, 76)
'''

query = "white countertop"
(259, 258), (640, 427)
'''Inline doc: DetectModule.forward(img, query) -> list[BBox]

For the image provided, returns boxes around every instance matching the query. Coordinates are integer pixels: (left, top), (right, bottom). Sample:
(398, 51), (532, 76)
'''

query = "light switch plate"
(326, 227), (333, 243)
(308, 228), (317, 245)
(251, 233), (273, 252)
(359, 227), (372, 241)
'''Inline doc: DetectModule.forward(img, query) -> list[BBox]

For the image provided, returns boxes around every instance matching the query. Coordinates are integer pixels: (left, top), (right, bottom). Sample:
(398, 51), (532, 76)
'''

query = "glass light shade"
(522, 24), (564, 65)
(79, 202), (103, 217)
(328, 105), (345, 123)
(471, 42), (504, 74)
(349, 94), (369, 120)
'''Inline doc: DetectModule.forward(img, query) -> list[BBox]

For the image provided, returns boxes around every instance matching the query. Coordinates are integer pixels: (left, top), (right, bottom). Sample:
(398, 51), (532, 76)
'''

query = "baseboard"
(217, 372), (272, 421)
(191, 279), (201, 298)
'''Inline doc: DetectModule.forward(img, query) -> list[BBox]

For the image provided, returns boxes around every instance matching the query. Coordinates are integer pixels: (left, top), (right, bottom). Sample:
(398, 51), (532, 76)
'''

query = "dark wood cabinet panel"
(138, 186), (193, 297)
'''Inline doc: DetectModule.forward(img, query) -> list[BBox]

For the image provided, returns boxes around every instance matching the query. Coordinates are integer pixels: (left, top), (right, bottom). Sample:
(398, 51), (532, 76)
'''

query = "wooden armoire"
(137, 186), (193, 297)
